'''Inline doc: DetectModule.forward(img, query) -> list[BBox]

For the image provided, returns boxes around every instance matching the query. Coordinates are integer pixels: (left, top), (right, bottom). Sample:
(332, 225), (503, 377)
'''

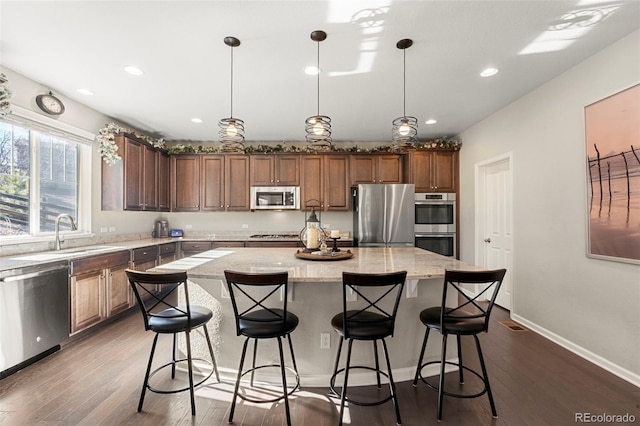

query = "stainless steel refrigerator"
(353, 184), (415, 247)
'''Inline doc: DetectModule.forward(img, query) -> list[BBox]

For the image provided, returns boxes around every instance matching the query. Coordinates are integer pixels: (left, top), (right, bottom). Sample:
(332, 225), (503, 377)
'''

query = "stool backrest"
(440, 269), (507, 332)
(125, 269), (191, 331)
(341, 271), (407, 338)
(223, 270), (290, 336)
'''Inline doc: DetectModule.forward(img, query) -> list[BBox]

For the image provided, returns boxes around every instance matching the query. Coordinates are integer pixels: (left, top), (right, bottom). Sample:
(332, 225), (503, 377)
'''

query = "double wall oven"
(414, 192), (456, 257)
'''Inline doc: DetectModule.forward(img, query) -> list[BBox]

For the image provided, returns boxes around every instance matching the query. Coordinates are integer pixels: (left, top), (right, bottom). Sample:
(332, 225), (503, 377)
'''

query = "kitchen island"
(153, 247), (484, 386)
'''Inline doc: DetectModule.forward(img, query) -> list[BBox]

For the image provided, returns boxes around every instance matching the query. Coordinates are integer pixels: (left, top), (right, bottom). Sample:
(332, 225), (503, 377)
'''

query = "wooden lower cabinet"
(69, 251), (131, 335)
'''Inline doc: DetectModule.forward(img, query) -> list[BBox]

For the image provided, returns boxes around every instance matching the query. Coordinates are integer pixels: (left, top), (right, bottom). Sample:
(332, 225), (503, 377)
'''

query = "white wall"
(458, 30), (640, 384)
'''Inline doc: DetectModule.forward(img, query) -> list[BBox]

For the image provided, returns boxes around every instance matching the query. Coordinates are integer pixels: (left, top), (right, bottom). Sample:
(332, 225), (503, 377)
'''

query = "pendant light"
(305, 30), (332, 150)
(392, 38), (417, 149)
(219, 36), (245, 152)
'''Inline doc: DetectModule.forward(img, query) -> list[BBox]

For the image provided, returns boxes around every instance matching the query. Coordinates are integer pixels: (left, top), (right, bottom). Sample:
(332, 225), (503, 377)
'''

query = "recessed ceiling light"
(305, 66), (320, 75)
(124, 66), (144, 76)
(191, 118), (203, 123)
(480, 67), (499, 77)
(76, 88), (94, 95)
(425, 119), (438, 125)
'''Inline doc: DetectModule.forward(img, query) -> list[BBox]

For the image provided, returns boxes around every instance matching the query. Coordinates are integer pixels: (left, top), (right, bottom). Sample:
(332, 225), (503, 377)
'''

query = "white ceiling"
(1, 1), (639, 143)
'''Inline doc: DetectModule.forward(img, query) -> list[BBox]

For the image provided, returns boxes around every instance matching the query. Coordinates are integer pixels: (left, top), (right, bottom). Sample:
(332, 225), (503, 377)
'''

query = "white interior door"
(475, 154), (513, 310)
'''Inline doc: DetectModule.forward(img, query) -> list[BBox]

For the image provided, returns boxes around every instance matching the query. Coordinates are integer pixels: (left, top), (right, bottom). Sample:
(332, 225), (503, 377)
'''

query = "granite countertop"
(153, 247), (483, 282)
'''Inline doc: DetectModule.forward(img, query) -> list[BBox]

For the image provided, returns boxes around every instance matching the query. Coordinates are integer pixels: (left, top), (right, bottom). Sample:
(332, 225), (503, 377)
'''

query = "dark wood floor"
(1, 307), (638, 426)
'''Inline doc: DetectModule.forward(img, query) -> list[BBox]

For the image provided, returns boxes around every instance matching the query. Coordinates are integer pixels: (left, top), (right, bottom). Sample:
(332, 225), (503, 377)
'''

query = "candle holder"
(300, 200), (324, 253)
(330, 237), (341, 253)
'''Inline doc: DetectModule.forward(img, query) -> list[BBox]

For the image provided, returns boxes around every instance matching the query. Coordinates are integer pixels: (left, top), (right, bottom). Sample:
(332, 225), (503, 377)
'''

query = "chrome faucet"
(54, 214), (77, 250)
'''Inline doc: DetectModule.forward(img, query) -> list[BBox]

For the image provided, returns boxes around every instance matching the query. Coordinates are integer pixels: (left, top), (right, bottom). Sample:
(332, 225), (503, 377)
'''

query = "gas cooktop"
(249, 233), (299, 239)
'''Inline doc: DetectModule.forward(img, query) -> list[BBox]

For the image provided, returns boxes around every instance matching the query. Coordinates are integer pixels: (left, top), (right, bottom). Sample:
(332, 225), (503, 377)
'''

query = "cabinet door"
(143, 145), (158, 210)
(300, 155), (323, 210)
(171, 155), (201, 211)
(202, 155), (225, 211)
(432, 150), (457, 192)
(324, 155), (350, 210)
(70, 271), (105, 335)
(225, 155), (250, 211)
(250, 155), (274, 186)
(378, 155), (404, 184)
(124, 138), (143, 210)
(350, 155), (377, 185)
(106, 263), (132, 317)
(158, 152), (170, 211)
(275, 155), (300, 186)
(411, 151), (434, 192)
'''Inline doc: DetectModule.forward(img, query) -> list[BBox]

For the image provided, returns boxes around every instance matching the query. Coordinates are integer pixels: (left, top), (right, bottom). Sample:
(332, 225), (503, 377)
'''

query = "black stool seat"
(419, 307), (486, 334)
(224, 270), (300, 426)
(126, 269), (220, 417)
(413, 268), (507, 421)
(330, 271), (407, 426)
(239, 309), (299, 337)
(331, 311), (394, 340)
(149, 306), (213, 333)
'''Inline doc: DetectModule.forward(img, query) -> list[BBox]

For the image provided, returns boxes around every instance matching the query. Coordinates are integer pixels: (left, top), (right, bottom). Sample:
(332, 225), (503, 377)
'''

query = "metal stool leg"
(203, 324), (220, 382)
(171, 333), (177, 379)
(138, 333), (159, 412)
(287, 333), (298, 376)
(184, 330), (196, 416)
(457, 334), (464, 384)
(413, 327), (430, 386)
(474, 334), (497, 418)
(339, 339), (354, 426)
(229, 337), (249, 423)
(330, 335), (344, 393)
(250, 339), (258, 387)
(277, 336), (292, 426)
(437, 332), (448, 421)
(382, 338), (402, 425)
(373, 340), (382, 388)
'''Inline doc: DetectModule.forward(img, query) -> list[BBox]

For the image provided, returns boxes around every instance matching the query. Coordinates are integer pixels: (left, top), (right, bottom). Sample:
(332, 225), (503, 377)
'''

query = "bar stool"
(223, 270), (300, 426)
(330, 271), (407, 426)
(412, 268), (507, 421)
(125, 269), (219, 416)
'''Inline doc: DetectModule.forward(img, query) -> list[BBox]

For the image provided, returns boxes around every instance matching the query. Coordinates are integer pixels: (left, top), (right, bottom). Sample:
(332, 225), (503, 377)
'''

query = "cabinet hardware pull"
(484, 238), (491, 243)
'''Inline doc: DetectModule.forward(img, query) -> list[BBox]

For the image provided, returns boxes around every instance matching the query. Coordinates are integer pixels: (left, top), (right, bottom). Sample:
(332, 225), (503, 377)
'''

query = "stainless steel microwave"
(250, 186), (300, 210)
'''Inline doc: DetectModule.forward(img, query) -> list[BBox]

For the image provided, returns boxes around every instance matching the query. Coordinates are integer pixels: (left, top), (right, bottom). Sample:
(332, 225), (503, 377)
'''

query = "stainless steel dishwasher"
(1, 260), (70, 378)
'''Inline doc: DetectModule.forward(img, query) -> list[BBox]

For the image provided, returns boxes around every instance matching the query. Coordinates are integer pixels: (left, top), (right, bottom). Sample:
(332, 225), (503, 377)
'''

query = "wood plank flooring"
(1, 307), (638, 425)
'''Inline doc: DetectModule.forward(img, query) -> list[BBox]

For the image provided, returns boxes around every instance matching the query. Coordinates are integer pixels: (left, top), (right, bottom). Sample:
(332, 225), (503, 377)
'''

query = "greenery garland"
(97, 122), (166, 165)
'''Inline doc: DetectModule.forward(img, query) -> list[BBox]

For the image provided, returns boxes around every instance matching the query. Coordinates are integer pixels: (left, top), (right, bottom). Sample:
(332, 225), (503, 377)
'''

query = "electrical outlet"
(241, 224), (249, 229)
(320, 333), (330, 349)
(186, 224), (193, 229)
(221, 282), (230, 299)
(100, 227), (108, 233)
(108, 226), (116, 232)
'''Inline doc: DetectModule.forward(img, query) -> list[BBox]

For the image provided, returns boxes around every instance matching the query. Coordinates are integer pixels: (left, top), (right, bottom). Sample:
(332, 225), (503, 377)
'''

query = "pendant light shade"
(219, 36), (245, 152)
(392, 38), (417, 149)
(305, 30), (332, 150)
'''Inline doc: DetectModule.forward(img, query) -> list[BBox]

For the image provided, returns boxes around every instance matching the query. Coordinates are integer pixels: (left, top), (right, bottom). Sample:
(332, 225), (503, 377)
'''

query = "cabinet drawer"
(212, 241), (245, 248)
(158, 242), (177, 256)
(181, 241), (212, 254)
(132, 246), (158, 263)
(71, 251), (130, 276)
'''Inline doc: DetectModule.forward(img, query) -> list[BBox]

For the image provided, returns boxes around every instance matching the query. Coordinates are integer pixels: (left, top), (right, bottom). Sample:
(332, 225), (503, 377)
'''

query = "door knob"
(484, 238), (491, 243)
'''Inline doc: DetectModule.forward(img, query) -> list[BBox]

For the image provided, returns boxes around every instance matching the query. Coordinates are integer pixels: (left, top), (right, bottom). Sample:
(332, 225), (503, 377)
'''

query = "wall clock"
(36, 91), (65, 115)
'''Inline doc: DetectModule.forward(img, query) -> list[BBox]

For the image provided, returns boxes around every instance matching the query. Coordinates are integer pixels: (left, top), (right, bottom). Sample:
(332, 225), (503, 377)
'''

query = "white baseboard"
(511, 313), (640, 388)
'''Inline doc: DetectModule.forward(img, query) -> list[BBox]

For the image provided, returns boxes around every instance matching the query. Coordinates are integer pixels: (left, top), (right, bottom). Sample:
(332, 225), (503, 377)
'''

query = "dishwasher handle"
(1, 264), (69, 282)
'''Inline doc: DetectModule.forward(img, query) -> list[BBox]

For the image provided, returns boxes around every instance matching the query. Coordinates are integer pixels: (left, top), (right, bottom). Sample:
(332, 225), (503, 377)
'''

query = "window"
(0, 120), (89, 239)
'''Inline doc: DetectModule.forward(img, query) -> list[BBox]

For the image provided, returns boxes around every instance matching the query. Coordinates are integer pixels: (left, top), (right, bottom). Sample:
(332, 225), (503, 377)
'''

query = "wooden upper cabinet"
(250, 154), (299, 186)
(300, 154), (349, 211)
(350, 154), (404, 185)
(102, 134), (165, 211)
(202, 155), (225, 211)
(158, 152), (170, 211)
(225, 155), (251, 211)
(324, 154), (350, 211)
(409, 150), (458, 193)
(171, 155), (201, 211)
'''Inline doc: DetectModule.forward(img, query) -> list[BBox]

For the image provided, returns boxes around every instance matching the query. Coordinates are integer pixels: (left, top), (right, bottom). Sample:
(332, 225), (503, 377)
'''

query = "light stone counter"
(171, 247), (483, 281)
(154, 247), (484, 387)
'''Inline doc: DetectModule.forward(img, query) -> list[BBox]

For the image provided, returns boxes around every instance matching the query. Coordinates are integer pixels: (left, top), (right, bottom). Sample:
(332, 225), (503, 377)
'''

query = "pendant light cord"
(316, 40), (320, 116)
(402, 47), (406, 117)
(230, 45), (234, 119)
